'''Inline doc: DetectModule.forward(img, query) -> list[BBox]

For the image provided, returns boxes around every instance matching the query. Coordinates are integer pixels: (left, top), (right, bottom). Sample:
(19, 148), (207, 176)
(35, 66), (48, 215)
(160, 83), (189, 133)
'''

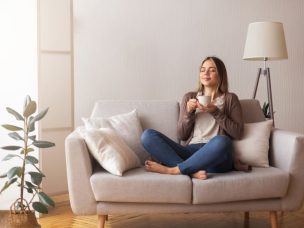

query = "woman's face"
(199, 59), (219, 88)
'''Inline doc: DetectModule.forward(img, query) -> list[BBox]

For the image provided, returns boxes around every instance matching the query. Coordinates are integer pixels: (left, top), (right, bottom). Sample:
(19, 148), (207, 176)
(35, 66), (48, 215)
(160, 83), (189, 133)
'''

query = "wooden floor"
(38, 197), (304, 228)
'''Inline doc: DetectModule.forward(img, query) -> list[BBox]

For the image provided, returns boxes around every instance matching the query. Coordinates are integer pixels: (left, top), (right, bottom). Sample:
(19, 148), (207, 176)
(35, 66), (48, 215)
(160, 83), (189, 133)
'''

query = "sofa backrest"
(90, 99), (265, 142)
(91, 100), (180, 141)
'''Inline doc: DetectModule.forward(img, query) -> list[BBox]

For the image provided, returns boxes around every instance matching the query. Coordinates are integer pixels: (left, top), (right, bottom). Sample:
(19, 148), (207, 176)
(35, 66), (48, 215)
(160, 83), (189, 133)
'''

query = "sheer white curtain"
(0, 0), (37, 209)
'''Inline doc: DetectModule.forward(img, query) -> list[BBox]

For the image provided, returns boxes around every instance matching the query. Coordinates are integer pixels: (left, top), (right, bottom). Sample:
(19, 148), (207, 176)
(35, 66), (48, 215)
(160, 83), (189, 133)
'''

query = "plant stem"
(33, 163), (43, 174)
(20, 117), (29, 213)
(28, 190), (38, 205)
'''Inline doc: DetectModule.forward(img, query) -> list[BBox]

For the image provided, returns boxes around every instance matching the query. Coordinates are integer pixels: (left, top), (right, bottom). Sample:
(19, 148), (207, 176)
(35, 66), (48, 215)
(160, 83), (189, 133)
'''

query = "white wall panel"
(38, 0), (73, 196)
(39, 0), (71, 51)
(39, 53), (72, 129)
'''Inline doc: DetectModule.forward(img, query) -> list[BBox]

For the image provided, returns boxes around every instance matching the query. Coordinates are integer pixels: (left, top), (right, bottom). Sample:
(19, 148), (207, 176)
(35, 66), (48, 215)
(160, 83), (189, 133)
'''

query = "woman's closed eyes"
(200, 67), (217, 74)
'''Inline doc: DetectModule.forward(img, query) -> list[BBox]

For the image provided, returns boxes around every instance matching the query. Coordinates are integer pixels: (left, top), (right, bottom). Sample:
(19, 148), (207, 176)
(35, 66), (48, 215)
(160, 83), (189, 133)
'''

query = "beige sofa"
(65, 99), (304, 228)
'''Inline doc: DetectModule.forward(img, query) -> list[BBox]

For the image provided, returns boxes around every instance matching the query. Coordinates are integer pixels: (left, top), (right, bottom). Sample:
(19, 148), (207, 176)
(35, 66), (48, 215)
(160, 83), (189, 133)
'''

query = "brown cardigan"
(177, 91), (244, 144)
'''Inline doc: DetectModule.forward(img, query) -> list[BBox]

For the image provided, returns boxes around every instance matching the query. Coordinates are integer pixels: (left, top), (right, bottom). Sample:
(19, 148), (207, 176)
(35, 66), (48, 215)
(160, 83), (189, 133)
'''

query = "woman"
(141, 56), (246, 180)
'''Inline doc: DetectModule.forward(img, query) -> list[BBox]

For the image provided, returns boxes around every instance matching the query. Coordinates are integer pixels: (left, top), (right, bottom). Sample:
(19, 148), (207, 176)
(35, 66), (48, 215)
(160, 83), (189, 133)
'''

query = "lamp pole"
(265, 67), (274, 124)
(252, 58), (275, 126)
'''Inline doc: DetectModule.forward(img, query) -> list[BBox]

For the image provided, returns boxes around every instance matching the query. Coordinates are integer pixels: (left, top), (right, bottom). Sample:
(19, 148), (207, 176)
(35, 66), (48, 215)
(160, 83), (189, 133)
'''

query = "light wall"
(74, 0), (304, 135)
(40, 0), (304, 195)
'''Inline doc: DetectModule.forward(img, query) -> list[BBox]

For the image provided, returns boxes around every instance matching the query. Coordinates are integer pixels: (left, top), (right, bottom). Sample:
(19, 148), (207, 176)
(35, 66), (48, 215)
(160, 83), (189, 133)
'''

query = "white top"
(189, 94), (225, 144)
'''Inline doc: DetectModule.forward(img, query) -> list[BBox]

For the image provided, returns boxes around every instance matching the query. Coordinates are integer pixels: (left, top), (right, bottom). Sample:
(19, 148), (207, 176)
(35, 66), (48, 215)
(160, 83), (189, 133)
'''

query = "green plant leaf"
(33, 141), (55, 148)
(38, 192), (55, 207)
(30, 108), (49, 124)
(25, 155), (38, 165)
(2, 124), (23, 131)
(28, 171), (45, 177)
(31, 164), (45, 176)
(7, 167), (22, 179)
(8, 132), (23, 141)
(9, 177), (18, 184)
(6, 107), (24, 121)
(29, 135), (36, 141)
(32, 201), (48, 214)
(28, 123), (35, 132)
(2, 154), (21, 161)
(23, 101), (37, 118)
(0, 182), (9, 194)
(25, 181), (38, 194)
(26, 181), (37, 188)
(28, 172), (45, 185)
(0, 178), (17, 194)
(23, 95), (32, 113)
(1, 146), (22, 150)
(28, 116), (35, 132)
(21, 148), (35, 154)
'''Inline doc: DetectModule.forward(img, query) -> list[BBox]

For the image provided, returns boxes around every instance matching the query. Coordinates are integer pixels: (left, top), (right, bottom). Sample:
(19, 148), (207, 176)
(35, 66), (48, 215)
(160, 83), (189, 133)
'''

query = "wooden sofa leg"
(244, 211), (249, 227)
(270, 211), (279, 228)
(98, 215), (107, 228)
(244, 211), (249, 220)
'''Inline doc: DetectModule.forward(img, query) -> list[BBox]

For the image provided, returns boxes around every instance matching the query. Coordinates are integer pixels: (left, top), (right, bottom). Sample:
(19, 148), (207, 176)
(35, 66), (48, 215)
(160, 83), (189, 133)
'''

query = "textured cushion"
(233, 120), (273, 167)
(192, 167), (289, 204)
(90, 167), (192, 204)
(240, 99), (265, 123)
(83, 109), (149, 164)
(78, 127), (141, 176)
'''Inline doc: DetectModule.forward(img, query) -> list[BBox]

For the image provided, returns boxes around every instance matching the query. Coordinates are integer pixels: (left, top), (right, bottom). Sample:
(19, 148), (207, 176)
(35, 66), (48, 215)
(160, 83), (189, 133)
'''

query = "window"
(0, 0), (37, 209)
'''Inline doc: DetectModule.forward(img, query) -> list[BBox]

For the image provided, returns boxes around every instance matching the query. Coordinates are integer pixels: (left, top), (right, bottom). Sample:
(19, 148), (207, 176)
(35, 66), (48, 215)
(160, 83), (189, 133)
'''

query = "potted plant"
(262, 102), (274, 119)
(0, 95), (55, 227)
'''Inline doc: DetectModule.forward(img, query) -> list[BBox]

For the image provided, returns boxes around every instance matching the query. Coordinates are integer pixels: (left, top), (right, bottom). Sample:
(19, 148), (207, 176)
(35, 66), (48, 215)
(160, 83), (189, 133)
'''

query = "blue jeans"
(140, 129), (233, 175)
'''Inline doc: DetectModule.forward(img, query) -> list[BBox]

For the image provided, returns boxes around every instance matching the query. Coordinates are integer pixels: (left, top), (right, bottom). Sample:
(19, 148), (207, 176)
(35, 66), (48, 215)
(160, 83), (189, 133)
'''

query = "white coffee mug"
(197, 95), (211, 106)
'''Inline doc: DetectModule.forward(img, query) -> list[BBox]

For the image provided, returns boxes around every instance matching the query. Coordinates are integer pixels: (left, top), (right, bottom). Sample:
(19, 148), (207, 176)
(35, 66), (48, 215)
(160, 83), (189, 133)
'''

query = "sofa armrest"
(65, 130), (97, 215)
(270, 129), (304, 210)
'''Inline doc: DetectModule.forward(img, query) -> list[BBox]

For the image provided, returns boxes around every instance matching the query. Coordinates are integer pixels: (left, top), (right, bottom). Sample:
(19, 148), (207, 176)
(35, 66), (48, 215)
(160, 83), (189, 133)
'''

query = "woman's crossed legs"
(140, 129), (233, 180)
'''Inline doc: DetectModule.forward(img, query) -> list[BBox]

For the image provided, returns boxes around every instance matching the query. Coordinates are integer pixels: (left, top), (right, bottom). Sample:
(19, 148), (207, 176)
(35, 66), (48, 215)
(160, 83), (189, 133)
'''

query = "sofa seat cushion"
(90, 167), (192, 204)
(193, 167), (289, 204)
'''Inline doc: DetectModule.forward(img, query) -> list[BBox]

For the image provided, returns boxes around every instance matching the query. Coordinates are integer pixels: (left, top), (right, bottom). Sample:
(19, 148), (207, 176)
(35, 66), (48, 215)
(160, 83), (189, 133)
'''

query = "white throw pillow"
(233, 120), (273, 168)
(82, 109), (149, 164)
(77, 127), (141, 176)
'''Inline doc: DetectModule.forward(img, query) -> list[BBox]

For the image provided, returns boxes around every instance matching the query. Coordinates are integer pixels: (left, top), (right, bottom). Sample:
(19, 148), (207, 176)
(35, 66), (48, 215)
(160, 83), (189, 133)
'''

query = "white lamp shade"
(243, 22), (288, 60)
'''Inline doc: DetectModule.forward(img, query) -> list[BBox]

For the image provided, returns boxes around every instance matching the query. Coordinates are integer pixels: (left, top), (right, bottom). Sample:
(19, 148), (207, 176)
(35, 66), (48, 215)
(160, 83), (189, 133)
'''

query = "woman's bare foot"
(191, 170), (208, 180)
(145, 160), (180, 175)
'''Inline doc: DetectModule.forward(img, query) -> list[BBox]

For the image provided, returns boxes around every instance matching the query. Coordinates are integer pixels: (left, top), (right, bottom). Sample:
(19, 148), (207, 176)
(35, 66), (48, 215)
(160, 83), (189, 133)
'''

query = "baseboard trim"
(51, 193), (70, 204)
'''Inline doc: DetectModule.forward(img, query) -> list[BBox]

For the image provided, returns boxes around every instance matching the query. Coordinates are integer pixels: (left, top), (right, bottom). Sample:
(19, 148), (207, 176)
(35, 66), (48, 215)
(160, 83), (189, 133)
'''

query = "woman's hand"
(197, 102), (218, 113)
(186, 99), (198, 113)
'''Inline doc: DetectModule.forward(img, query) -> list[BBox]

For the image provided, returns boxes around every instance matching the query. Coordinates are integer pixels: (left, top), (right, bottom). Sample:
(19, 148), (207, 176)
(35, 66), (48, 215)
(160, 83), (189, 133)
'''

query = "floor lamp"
(243, 22), (288, 125)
